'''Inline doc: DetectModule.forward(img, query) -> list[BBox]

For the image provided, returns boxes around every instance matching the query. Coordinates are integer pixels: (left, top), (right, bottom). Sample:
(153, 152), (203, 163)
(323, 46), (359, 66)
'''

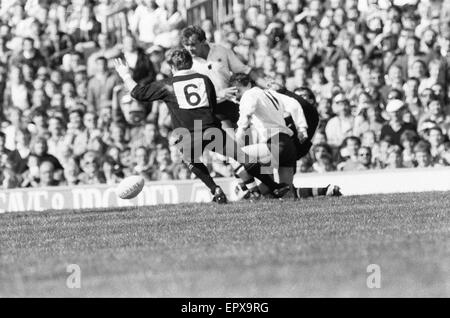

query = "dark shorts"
(293, 138), (314, 160)
(214, 100), (240, 125)
(267, 133), (298, 168)
(174, 128), (238, 163)
(285, 115), (316, 160)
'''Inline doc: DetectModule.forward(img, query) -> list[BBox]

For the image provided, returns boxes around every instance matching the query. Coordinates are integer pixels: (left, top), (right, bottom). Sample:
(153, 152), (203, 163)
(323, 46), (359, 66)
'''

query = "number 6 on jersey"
(173, 78), (209, 109)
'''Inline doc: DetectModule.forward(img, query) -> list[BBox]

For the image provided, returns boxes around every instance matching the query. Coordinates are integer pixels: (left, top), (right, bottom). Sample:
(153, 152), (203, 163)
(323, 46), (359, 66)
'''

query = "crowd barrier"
(1, 167), (450, 213)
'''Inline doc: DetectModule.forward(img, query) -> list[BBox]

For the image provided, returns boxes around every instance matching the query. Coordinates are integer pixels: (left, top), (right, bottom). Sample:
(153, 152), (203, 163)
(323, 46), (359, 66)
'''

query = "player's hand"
(298, 128), (308, 144)
(218, 87), (238, 101)
(113, 58), (131, 79)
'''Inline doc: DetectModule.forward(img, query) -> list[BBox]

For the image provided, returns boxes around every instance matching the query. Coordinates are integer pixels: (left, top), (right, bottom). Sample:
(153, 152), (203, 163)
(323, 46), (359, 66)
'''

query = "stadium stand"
(1, 0), (450, 190)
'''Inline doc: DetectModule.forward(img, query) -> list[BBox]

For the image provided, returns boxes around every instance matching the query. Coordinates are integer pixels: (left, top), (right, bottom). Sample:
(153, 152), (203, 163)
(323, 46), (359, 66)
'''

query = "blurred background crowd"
(1, 0), (450, 189)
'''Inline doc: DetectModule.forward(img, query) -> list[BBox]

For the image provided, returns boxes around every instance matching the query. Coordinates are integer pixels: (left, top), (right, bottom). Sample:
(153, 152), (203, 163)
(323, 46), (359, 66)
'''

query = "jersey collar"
(173, 69), (196, 76)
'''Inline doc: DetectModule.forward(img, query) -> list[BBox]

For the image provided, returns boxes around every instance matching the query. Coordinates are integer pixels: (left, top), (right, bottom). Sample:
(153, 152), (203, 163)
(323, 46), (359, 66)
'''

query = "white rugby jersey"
(191, 43), (251, 101)
(236, 87), (294, 144)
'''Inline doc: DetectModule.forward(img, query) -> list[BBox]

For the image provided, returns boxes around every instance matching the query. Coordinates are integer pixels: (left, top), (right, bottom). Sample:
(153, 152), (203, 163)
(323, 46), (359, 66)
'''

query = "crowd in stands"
(1, 0), (450, 189)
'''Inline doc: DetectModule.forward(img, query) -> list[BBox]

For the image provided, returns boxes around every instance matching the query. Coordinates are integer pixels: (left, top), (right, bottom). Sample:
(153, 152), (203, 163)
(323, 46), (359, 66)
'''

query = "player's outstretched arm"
(113, 58), (137, 92)
(113, 58), (167, 103)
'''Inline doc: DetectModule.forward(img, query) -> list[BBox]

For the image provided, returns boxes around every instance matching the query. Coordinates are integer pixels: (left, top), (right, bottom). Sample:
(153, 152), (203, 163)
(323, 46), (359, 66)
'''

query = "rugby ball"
(116, 175), (145, 200)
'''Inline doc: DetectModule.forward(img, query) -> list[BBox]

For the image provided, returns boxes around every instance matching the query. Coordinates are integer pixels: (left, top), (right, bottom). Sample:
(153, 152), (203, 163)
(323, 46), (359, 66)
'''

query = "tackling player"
(230, 73), (342, 198)
(113, 48), (290, 203)
(181, 25), (267, 129)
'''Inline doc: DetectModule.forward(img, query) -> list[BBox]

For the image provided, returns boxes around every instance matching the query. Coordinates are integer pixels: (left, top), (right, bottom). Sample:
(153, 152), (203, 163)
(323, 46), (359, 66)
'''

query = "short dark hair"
(229, 73), (251, 87)
(95, 56), (107, 63)
(181, 25), (206, 42)
(294, 87), (316, 103)
(400, 129), (419, 144)
(352, 45), (366, 55)
(343, 136), (361, 147)
(414, 140), (431, 154)
(23, 37), (34, 43)
(407, 77), (420, 85)
(167, 48), (193, 70)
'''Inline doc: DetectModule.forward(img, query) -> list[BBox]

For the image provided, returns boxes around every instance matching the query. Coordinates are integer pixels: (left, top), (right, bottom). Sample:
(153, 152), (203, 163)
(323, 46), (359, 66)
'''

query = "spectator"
(21, 154), (40, 187)
(357, 146), (373, 170)
(337, 136), (361, 171)
(385, 145), (404, 169)
(0, 131), (10, 166)
(437, 141), (450, 166)
(11, 37), (46, 73)
(173, 162), (193, 180)
(403, 77), (423, 120)
(63, 157), (81, 186)
(37, 161), (59, 187)
(47, 116), (66, 163)
(130, 0), (166, 47)
(32, 136), (63, 174)
(427, 126), (445, 161)
(119, 147), (133, 177)
(114, 33), (156, 85)
(78, 151), (106, 185)
(152, 146), (174, 180)
(414, 140), (434, 168)
(400, 129), (419, 168)
(132, 146), (153, 181)
(353, 98), (384, 138)
(311, 143), (336, 173)
(102, 155), (123, 185)
(325, 93), (355, 147)
(380, 99), (416, 146)
(419, 97), (450, 136)
(87, 56), (116, 112)
(3, 65), (32, 112)
(0, 155), (21, 189)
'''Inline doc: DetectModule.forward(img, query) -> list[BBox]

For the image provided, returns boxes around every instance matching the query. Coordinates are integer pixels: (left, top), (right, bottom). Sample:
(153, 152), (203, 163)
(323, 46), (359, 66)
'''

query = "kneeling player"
(230, 73), (341, 198)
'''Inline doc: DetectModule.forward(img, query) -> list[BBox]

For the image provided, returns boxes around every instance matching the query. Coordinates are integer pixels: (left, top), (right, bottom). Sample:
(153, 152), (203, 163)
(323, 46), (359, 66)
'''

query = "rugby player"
(113, 48), (290, 203)
(181, 26), (268, 198)
(230, 73), (342, 198)
(181, 25), (267, 129)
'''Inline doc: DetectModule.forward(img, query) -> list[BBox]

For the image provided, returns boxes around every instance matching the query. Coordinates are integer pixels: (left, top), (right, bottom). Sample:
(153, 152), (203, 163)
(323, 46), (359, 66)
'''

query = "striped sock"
(295, 187), (327, 198)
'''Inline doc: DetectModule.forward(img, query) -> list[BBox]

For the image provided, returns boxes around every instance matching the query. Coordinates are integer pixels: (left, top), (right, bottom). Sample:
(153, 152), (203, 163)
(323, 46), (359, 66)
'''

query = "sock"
(243, 163), (278, 191)
(188, 162), (217, 194)
(234, 164), (259, 192)
(295, 187), (327, 198)
(238, 182), (247, 191)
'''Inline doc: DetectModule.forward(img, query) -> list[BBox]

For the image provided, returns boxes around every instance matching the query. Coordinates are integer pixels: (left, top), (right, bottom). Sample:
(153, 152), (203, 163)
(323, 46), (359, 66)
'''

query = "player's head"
(181, 25), (208, 58)
(229, 73), (252, 100)
(294, 87), (316, 105)
(167, 48), (193, 73)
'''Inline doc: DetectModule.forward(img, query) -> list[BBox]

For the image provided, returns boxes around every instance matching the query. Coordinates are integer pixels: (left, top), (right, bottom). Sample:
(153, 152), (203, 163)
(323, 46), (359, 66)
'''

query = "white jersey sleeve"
(272, 91), (309, 134)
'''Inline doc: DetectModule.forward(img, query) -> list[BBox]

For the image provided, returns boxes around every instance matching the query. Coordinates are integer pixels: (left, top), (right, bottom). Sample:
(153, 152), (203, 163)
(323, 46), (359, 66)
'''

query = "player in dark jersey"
(113, 48), (290, 203)
(280, 87), (320, 161)
(280, 86), (341, 197)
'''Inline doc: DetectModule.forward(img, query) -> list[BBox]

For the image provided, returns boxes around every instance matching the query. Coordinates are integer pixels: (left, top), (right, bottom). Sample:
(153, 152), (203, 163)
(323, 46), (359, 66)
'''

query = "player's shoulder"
(272, 90), (298, 103)
(243, 86), (264, 98)
(209, 43), (235, 57)
(173, 69), (209, 80)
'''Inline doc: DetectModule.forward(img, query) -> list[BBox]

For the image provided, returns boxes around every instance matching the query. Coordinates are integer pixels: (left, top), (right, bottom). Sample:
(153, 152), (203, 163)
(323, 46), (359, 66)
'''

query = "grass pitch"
(1, 191), (449, 297)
